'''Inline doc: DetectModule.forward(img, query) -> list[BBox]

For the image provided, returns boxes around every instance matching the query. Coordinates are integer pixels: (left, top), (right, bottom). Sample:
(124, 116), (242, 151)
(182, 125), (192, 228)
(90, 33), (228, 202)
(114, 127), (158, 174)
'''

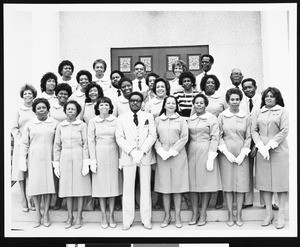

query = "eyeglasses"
(130, 99), (142, 103)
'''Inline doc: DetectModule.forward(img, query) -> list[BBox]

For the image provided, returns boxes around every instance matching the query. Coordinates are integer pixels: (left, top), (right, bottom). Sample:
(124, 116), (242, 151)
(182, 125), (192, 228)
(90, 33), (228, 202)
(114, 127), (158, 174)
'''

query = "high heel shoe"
(74, 221), (82, 229)
(198, 214), (207, 226)
(65, 216), (74, 229)
(236, 220), (244, 227)
(227, 220), (234, 227)
(276, 219), (285, 229)
(188, 214), (200, 225)
(261, 215), (274, 227)
(175, 219), (183, 228)
(101, 222), (109, 229)
(160, 217), (172, 228)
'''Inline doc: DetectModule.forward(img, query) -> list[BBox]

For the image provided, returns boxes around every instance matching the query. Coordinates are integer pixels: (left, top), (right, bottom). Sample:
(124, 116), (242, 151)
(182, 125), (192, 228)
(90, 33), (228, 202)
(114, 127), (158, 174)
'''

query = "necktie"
(138, 80), (142, 91)
(133, 113), (139, 126)
(249, 98), (253, 112)
(117, 89), (121, 96)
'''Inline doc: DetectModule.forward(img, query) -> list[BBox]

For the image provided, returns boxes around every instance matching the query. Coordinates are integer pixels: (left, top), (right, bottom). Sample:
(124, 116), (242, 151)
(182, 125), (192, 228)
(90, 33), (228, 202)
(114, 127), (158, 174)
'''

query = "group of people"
(11, 54), (289, 231)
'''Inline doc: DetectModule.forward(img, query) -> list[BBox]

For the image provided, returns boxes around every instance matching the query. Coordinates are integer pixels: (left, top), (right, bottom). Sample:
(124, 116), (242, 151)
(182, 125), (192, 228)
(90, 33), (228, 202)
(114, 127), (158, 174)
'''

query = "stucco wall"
(60, 11), (263, 92)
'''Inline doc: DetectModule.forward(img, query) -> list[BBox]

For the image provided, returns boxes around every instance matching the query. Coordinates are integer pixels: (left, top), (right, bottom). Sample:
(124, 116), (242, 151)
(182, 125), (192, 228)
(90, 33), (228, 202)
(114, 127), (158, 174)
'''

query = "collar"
(118, 95), (129, 103)
(74, 90), (85, 97)
(190, 111), (211, 120)
(159, 112), (180, 120)
(202, 90), (222, 99)
(152, 97), (164, 105)
(60, 119), (82, 126)
(260, 104), (282, 113)
(52, 102), (63, 109)
(85, 102), (96, 106)
(222, 108), (246, 118)
(247, 94), (258, 102)
(41, 92), (56, 100)
(19, 103), (32, 111)
(33, 116), (54, 124)
(94, 115), (116, 122)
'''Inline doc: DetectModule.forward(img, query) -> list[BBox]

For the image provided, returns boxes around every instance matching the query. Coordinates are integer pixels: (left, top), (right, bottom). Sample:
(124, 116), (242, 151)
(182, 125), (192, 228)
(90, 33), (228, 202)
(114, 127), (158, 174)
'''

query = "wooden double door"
(111, 45), (209, 81)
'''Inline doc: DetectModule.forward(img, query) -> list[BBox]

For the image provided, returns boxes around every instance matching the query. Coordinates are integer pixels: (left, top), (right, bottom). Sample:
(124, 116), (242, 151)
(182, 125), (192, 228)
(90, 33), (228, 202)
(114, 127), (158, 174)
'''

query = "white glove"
(206, 152), (217, 171)
(131, 149), (144, 165)
(265, 140), (278, 150)
(52, 161), (60, 178)
(82, 159), (90, 176)
(18, 157), (27, 172)
(235, 154), (245, 165)
(90, 159), (97, 173)
(168, 148), (179, 157)
(157, 147), (170, 161)
(235, 148), (250, 165)
(256, 142), (270, 160)
(223, 151), (237, 163)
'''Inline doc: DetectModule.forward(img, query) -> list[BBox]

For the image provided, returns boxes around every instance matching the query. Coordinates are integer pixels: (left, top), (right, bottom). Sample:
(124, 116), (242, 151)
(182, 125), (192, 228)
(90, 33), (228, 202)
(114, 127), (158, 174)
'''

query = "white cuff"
(218, 144), (228, 153)
(256, 141), (264, 150)
(267, 140), (278, 149)
(169, 148), (179, 156)
(52, 161), (60, 169)
(90, 159), (97, 166)
(83, 159), (90, 167)
(240, 148), (251, 156)
(208, 151), (218, 160)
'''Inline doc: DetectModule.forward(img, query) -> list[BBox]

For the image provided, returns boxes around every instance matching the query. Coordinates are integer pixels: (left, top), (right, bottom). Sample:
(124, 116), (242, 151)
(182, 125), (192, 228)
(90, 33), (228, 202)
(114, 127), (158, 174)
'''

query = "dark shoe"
(114, 204), (122, 211)
(242, 204), (253, 209)
(272, 204), (279, 211)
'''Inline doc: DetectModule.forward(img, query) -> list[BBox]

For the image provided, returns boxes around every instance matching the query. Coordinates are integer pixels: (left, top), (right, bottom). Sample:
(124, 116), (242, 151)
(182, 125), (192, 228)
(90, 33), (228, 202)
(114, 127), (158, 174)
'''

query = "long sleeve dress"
(154, 113), (189, 193)
(251, 105), (289, 192)
(19, 116), (58, 196)
(88, 115), (122, 198)
(53, 119), (91, 197)
(187, 112), (222, 192)
(218, 109), (251, 192)
(11, 103), (35, 181)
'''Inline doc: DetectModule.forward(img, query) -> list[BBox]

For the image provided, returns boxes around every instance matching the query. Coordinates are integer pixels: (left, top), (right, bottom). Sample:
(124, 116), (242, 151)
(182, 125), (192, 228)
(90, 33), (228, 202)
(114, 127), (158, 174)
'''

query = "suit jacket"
(116, 110), (157, 168)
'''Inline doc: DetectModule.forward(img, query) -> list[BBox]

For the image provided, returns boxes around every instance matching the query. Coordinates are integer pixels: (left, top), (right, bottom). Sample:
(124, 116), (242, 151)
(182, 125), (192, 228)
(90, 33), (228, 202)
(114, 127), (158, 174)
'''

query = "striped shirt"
(173, 90), (199, 117)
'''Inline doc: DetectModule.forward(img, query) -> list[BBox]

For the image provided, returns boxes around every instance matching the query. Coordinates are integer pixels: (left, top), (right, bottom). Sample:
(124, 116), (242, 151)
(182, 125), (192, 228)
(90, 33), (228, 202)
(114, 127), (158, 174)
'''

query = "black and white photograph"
(4, 2), (297, 243)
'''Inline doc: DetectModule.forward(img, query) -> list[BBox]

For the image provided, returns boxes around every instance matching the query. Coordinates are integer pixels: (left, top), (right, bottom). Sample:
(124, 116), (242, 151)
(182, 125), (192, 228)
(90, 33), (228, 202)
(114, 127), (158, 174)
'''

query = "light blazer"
(116, 110), (157, 168)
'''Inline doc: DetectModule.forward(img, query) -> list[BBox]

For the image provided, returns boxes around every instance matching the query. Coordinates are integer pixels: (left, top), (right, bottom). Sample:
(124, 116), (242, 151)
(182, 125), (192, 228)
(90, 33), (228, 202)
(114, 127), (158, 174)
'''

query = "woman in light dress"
(82, 83), (104, 125)
(11, 84), (37, 212)
(38, 72), (58, 107)
(19, 98), (58, 228)
(169, 60), (188, 95)
(88, 97), (122, 229)
(53, 100), (91, 229)
(154, 96), (189, 228)
(252, 87), (289, 229)
(218, 88), (251, 227)
(188, 93), (222, 226)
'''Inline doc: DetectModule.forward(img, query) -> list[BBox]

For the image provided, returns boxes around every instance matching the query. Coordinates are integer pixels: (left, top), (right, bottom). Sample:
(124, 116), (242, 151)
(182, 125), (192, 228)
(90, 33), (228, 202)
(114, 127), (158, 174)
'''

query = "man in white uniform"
(116, 91), (157, 230)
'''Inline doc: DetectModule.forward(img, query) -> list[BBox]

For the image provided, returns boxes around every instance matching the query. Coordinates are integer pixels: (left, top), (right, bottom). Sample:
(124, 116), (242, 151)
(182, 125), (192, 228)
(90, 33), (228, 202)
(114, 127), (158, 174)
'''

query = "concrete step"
(11, 184), (289, 223)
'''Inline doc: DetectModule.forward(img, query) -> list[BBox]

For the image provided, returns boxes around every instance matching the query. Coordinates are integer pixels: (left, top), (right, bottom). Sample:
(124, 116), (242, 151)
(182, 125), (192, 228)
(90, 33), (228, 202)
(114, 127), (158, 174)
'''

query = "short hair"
(40, 72), (58, 92)
(172, 60), (188, 73)
(201, 54), (214, 64)
(225, 87), (243, 102)
(58, 60), (74, 76)
(110, 70), (125, 80)
(94, 97), (114, 115)
(32, 98), (50, 113)
(200, 74), (221, 92)
(145, 72), (159, 86)
(260, 87), (285, 108)
(159, 96), (180, 116)
(134, 61), (146, 70)
(63, 100), (82, 116)
(152, 77), (171, 96)
(128, 91), (144, 102)
(192, 93), (209, 107)
(54, 83), (72, 97)
(85, 83), (104, 103)
(241, 78), (257, 88)
(118, 77), (133, 89)
(76, 70), (93, 83)
(20, 84), (38, 99)
(178, 71), (196, 87)
(93, 59), (107, 72)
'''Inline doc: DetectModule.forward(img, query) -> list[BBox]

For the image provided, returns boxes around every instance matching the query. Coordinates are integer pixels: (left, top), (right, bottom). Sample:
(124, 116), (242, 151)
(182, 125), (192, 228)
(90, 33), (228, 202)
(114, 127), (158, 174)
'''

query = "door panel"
(111, 45), (209, 81)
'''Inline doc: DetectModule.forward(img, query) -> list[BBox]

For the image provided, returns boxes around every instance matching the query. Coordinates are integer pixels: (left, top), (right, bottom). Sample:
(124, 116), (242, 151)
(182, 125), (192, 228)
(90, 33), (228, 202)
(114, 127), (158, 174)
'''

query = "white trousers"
(122, 164), (152, 226)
